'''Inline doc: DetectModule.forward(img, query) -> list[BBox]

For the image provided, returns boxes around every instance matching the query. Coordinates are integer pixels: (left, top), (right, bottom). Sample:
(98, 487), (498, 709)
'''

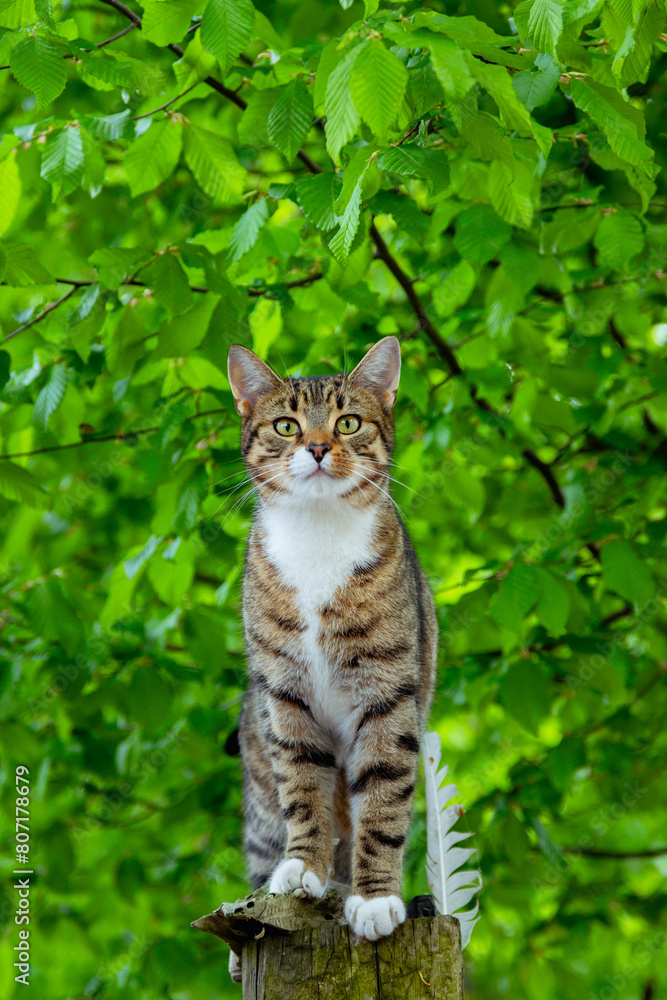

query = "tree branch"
(561, 847), (667, 858)
(522, 449), (566, 507)
(369, 220), (462, 375)
(3, 271), (324, 341)
(95, 22), (137, 48)
(6, 286), (78, 341)
(0, 408), (227, 461)
(89, 0), (597, 524)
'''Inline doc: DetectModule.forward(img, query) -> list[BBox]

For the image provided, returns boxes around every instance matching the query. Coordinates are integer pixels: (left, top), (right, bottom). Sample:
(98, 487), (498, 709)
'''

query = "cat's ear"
(228, 345), (282, 416)
(349, 337), (401, 409)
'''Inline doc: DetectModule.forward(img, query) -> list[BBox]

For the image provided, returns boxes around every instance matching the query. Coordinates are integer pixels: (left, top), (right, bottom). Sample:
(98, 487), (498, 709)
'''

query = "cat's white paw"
(228, 950), (242, 983)
(269, 858), (326, 899)
(345, 894), (406, 941)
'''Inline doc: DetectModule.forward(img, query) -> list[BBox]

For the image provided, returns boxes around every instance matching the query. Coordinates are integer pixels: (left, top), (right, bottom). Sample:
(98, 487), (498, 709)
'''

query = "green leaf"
(124, 119), (183, 197)
(150, 293), (221, 361)
(324, 44), (362, 164)
(88, 110), (132, 142)
(143, 0), (198, 46)
(296, 173), (342, 231)
(376, 145), (450, 195)
(601, 540), (654, 605)
(144, 254), (193, 318)
(329, 180), (363, 263)
(0, 0), (35, 28)
(238, 87), (281, 147)
(489, 161), (534, 229)
(468, 56), (552, 154)
(106, 301), (149, 377)
(612, 0), (664, 85)
(512, 53), (560, 111)
(0, 461), (48, 507)
(1, 241), (53, 285)
(76, 46), (136, 89)
(164, 355), (227, 392)
(0, 350), (9, 389)
(527, 0), (565, 54)
(228, 199), (269, 263)
(183, 123), (246, 203)
(407, 60), (444, 117)
(454, 204), (511, 265)
(40, 125), (84, 198)
(499, 660), (552, 732)
(369, 190), (430, 240)
(10, 35), (67, 108)
(0, 154), (20, 236)
(428, 36), (475, 99)
(267, 79), (313, 162)
(124, 534), (163, 580)
(200, 0), (255, 74)
(89, 245), (152, 289)
(546, 737), (586, 791)
(490, 564), (541, 631)
(535, 568), (571, 637)
(570, 78), (653, 171)
(33, 363), (67, 430)
(333, 144), (375, 215)
(432, 259), (476, 317)
(594, 212), (644, 270)
(350, 38), (407, 137)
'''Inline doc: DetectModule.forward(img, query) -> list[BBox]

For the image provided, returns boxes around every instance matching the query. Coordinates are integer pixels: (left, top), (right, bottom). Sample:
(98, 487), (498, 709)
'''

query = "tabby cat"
(227, 336), (437, 943)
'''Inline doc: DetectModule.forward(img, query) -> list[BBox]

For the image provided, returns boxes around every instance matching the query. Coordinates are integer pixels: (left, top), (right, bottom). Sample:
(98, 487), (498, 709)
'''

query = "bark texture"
(192, 889), (464, 1000)
(243, 914), (463, 1000)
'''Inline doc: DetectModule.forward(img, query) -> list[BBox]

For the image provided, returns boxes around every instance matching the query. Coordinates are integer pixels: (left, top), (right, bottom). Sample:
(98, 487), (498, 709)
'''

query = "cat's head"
(227, 338), (400, 505)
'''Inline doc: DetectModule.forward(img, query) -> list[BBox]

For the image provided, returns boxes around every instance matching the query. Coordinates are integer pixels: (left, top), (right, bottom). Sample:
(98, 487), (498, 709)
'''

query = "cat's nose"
(307, 442), (331, 463)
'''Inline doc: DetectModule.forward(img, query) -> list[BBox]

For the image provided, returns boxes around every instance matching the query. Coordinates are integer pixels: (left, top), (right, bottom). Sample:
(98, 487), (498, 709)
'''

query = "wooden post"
(192, 889), (465, 1000)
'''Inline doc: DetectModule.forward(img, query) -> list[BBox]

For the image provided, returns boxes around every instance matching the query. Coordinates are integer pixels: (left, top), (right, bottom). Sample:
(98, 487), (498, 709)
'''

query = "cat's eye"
(274, 418), (300, 437)
(336, 415), (361, 435)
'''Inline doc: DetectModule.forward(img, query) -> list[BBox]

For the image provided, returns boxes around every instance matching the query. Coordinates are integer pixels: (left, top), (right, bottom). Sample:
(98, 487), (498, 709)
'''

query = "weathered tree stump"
(192, 888), (464, 999)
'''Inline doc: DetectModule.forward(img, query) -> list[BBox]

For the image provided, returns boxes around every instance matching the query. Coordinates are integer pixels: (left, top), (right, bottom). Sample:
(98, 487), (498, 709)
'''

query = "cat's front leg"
(344, 696), (420, 940)
(263, 698), (337, 899)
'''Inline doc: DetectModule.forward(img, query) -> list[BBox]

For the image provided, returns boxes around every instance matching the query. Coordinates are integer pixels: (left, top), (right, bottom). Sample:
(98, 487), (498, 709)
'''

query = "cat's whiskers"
(221, 470), (288, 524)
(336, 460), (406, 518)
(214, 465), (285, 503)
(352, 459), (420, 496)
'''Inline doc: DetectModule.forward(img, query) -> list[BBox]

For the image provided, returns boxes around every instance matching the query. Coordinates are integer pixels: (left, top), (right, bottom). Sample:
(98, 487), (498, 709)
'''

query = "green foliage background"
(1, 0), (666, 996)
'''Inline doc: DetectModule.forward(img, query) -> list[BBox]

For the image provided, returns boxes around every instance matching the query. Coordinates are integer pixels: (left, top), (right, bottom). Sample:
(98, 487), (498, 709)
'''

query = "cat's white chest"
(260, 499), (377, 736)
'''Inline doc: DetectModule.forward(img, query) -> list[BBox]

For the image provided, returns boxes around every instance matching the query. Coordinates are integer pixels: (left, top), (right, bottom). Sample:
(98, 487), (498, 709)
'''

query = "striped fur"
(227, 337), (437, 940)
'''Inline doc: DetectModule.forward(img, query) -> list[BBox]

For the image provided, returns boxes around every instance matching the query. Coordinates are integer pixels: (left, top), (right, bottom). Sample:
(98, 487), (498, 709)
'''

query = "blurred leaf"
(490, 565), (541, 631)
(601, 539), (654, 605)
(145, 254), (193, 318)
(0, 461), (48, 506)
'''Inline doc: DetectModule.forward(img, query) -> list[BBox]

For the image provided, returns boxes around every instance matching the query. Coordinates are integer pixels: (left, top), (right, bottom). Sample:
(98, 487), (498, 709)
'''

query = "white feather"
(421, 730), (482, 949)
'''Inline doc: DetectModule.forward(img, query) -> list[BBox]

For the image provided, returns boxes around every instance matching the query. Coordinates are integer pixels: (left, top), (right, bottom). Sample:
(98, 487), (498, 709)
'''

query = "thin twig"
(0, 408), (227, 461)
(133, 82), (199, 120)
(96, 22), (137, 48)
(2, 270), (324, 340)
(6, 286), (78, 341)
